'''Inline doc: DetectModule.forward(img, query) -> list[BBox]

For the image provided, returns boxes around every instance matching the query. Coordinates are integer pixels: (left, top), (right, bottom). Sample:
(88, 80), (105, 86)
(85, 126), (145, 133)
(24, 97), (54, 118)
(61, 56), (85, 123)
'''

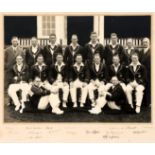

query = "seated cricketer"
(89, 76), (126, 114)
(106, 54), (127, 92)
(69, 53), (89, 108)
(8, 55), (30, 113)
(126, 53), (146, 114)
(48, 53), (69, 108)
(29, 76), (64, 115)
(88, 53), (107, 107)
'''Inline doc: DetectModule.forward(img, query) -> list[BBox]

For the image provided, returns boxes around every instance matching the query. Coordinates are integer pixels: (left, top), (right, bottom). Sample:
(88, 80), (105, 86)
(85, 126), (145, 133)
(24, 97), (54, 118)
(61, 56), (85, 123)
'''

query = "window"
(42, 16), (56, 36)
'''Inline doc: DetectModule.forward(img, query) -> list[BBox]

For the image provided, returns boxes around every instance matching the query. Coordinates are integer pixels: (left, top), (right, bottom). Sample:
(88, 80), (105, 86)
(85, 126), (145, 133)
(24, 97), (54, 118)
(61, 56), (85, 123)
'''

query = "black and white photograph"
(4, 14), (151, 122)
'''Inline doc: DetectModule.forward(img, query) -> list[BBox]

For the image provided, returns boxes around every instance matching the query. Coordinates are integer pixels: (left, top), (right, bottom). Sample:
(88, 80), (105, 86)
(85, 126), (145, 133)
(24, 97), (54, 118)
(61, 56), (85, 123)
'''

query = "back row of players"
(5, 32), (151, 115)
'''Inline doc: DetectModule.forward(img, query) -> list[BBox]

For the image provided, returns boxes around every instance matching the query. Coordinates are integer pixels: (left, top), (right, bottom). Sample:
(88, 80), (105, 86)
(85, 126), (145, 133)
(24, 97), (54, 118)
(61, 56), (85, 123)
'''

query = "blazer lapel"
(135, 65), (141, 73)
(129, 65), (135, 74)
(117, 65), (122, 73)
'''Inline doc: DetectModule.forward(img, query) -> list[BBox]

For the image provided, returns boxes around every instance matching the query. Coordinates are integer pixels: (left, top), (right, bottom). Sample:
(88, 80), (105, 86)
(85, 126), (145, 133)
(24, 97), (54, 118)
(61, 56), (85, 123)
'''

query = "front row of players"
(8, 52), (146, 115)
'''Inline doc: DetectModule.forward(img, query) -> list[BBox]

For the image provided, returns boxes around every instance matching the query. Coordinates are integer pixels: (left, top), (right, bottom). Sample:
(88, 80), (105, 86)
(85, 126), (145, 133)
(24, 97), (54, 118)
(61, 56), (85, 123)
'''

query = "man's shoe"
(52, 108), (64, 115)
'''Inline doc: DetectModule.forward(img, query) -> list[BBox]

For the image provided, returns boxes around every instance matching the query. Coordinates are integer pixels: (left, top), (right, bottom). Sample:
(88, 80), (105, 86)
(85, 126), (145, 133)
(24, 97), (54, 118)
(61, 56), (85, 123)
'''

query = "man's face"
(131, 55), (138, 64)
(37, 56), (44, 64)
(127, 39), (133, 48)
(16, 56), (23, 65)
(71, 35), (78, 44)
(76, 55), (82, 64)
(111, 35), (117, 44)
(11, 38), (18, 47)
(49, 35), (56, 44)
(111, 77), (119, 86)
(31, 38), (38, 47)
(143, 39), (149, 48)
(34, 77), (41, 87)
(94, 55), (101, 64)
(90, 33), (98, 42)
(112, 56), (120, 65)
(56, 55), (63, 63)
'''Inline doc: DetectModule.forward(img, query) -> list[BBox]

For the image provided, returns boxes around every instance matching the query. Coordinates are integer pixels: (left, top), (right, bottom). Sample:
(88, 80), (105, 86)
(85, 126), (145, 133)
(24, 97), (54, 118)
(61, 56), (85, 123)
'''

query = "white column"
(99, 16), (104, 45)
(37, 16), (43, 38)
(55, 16), (67, 45)
(94, 16), (99, 34)
(93, 15), (104, 45)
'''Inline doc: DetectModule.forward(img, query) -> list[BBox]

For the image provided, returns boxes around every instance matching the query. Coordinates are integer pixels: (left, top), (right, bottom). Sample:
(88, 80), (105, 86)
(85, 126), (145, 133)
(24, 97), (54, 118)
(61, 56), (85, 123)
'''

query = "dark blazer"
(69, 64), (89, 83)
(48, 63), (68, 84)
(89, 63), (107, 83)
(106, 84), (126, 103)
(5, 46), (25, 71)
(43, 44), (63, 66)
(126, 64), (146, 85)
(10, 63), (29, 83)
(124, 48), (140, 66)
(104, 44), (126, 65)
(25, 46), (44, 68)
(30, 63), (49, 82)
(4, 46), (25, 89)
(29, 85), (51, 108)
(31, 85), (51, 96)
(64, 45), (84, 67)
(107, 64), (126, 83)
(84, 43), (105, 65)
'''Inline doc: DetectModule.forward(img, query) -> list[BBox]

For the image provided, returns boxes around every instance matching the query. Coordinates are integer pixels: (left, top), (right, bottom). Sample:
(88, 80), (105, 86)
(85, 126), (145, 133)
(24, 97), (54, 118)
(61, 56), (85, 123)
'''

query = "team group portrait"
(4, 15), (151, 122)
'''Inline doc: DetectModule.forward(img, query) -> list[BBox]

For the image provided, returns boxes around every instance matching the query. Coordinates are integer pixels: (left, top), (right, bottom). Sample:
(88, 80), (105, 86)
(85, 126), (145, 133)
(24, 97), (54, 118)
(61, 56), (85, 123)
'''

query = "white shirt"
(130, 62), (141, 72)
(89, 41), (98, 53)
(49, 43), (57, 55)
(12, 46), (17, 53)
(144, 47), (149, 54)
(32, 46), (38, 54)
(95, 63), (100, 72)
(17, 64), (23, 72)
(55, 62), (65, 72)
(113, 64), (120, 73)
(55, 62), (65, 82)
(74, 62), (84, 72)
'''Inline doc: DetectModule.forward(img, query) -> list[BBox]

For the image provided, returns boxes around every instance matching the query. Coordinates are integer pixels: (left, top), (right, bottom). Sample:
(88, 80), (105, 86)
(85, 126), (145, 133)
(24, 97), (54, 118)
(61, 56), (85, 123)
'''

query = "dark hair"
(110, 33), (118, 38)
(11, 36), (18, 40)
(90, 32), (97, 35)
(49, 33), (56, 37)
(131, 52), (139, 58)
(56, 53), (63, 57)
(36, 54), (44, 59)
(31, 36), (37, 40)
(75, 53), (83, 58)
(93, 52), (101, 58)
(15, 54), (23, 59)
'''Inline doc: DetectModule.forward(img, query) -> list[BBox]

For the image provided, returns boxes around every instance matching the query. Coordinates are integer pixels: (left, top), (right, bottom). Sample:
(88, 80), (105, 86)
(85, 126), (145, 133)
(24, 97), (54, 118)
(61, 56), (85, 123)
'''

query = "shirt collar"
(17, 63), (23, 66)
(109, 42), (119, 47)
(70, 43), (79, 48)
(130, 62), (141, 66)
(88, 41), (99, 46)
(12, 45), (17, 49)
(74, 62), (84, 67)
(48, 42), (57, 47)
(32, 45), (38, 49)
(55, 62), (65, 67)
(112, 63), (120, 67)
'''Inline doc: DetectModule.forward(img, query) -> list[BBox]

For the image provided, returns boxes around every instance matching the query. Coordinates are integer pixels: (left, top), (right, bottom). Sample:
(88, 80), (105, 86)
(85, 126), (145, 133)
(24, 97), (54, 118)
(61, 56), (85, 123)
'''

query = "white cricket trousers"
(52, 81), (69, 102)
(37, 93), (60, 110)
(8, 83), (30, 106)
(126, 82), (145, 107)
(88, 80), (105, 101)
(70, 79), (88, 103)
